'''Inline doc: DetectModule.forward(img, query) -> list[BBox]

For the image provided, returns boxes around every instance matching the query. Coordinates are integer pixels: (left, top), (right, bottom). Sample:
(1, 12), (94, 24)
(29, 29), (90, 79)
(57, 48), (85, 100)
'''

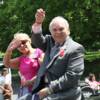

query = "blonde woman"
(3, 33), (44, 97)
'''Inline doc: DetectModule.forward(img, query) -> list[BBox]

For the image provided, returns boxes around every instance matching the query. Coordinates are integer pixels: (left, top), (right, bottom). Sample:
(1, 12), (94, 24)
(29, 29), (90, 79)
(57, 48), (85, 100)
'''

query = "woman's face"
(92, 76), (96, 81)
(17, 40), (31, 54)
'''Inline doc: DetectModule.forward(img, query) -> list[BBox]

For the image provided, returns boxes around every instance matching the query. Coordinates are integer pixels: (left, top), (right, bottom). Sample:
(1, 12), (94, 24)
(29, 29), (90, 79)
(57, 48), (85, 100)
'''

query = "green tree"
(0, 0), (100, 51)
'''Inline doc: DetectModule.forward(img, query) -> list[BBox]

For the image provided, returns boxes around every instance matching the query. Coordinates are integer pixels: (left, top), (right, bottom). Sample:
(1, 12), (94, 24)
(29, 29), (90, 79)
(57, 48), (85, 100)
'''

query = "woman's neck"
(25, 48), (35, 57)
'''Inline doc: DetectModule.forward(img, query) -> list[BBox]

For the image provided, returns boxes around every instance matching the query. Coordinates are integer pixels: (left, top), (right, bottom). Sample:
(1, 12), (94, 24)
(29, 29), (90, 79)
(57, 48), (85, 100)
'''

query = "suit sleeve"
(48, 46), (85, 93)
(31, 31), (47, 51)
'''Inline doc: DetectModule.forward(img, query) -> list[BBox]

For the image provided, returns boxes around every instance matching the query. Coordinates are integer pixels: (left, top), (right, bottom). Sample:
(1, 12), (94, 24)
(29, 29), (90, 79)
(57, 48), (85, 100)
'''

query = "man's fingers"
(36, 8), (45, 16)
(37, 8), (44, 13)
(34, 8), (45, 24)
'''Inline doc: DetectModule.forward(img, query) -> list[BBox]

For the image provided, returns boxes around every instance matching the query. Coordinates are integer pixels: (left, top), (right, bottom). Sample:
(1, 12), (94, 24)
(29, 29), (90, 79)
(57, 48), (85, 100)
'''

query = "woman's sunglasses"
(17, 40), (28, 48)
(21, 40), (28, 45)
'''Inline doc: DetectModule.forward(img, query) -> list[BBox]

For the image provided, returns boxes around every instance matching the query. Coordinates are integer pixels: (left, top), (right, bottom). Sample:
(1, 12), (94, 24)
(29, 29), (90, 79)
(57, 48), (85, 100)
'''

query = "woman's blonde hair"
(14, 33), (31, 43)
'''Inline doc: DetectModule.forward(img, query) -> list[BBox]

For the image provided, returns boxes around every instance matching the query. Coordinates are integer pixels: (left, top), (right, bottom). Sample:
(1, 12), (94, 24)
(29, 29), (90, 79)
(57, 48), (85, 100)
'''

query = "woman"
(2, 68), (13, 100)
(0, 68), (13, 100)
(0, 70), (5, 100)
(3, 33), (44, 97)
(86, 73), (100, 90)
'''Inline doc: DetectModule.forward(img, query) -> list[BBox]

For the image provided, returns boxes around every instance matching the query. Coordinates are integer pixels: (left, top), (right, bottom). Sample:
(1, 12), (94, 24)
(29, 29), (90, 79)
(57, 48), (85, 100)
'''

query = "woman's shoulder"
(18, 55), (26, 61)
(35, 48), (43, 53)
(34, 48), (44, 58)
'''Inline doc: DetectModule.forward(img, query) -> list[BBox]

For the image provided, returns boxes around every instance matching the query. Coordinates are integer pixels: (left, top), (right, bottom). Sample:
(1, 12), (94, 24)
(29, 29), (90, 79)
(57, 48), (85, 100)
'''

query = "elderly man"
(31, 8), (85, 100)
(19, 8), (85, 100)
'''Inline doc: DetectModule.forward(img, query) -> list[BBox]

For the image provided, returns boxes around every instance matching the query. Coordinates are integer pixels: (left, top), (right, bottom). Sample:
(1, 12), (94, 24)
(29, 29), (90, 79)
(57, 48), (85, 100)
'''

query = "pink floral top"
(19, 48), (43, 91)
(86, 79), (100, 90)
(88, 81), (100, 90)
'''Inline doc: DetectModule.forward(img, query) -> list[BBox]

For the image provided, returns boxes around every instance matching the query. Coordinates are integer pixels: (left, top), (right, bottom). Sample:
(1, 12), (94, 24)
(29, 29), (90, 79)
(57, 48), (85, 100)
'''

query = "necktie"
(50, 43), (60, 60)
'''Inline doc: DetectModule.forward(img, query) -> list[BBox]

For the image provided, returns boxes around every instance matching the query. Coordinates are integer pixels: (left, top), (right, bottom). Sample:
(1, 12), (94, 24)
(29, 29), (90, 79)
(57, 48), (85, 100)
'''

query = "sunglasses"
(17, 40), (28, 48)
(21, 40), (28, 45)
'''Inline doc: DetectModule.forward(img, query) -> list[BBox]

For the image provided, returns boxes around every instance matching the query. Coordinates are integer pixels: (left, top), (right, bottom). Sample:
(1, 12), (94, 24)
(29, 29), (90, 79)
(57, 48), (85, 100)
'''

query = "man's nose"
(55, 30), (61, 34)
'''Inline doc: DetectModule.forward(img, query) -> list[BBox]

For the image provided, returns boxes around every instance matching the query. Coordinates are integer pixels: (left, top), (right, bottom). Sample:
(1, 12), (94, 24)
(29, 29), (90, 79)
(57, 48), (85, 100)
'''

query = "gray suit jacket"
(31, 33), (85, 100)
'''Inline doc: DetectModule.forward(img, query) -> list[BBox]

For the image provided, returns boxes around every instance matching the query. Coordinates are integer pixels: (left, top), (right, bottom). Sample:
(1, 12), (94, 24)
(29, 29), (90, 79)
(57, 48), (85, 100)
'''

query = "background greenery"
(0, 0), (100, 77)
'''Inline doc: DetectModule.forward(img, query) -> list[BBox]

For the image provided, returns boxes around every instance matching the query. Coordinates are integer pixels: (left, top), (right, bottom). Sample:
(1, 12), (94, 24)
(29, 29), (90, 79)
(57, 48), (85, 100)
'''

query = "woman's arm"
(22, 76), (37, 87)
(3, 39), (21, 69)
(37, 48), (44, 65)
(3, 50), (20, 69)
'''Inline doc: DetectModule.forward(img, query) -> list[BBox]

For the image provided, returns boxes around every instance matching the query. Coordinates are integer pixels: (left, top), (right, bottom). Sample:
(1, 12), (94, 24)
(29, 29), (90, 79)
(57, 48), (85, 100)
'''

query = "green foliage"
(85, 51), (100, 62)
(84, 51), (100, 77)
(0, 0), (100, 51)
(0, 0), (34, 51)
(0, 0), (99, 77)
(63, 0), (100, 50)
(0, 51), (4, 58)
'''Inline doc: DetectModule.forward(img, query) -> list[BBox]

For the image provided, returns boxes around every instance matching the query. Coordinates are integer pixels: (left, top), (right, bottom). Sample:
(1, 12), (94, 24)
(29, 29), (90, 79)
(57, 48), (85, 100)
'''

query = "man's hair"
(88, 73), (95, 81)
(49, 16), (70, 35)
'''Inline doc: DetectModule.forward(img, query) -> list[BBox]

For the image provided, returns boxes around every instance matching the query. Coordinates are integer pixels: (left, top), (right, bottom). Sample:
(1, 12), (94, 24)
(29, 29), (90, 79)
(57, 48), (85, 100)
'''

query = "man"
(31, 8), (85, 100)
(19, 8), (85, 100)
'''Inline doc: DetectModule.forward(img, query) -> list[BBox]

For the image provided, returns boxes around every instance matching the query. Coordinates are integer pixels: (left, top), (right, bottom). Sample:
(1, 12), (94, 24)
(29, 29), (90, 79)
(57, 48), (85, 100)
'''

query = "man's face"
(51, 21), (69, 44)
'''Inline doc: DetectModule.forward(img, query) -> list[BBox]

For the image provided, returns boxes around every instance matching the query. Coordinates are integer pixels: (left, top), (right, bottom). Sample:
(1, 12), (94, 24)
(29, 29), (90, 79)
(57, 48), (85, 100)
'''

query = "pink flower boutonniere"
(59, 49), (65, 57)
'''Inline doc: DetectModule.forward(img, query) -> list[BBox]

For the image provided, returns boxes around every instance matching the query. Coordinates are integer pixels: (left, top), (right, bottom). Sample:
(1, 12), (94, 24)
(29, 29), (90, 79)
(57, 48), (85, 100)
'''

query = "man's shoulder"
(45, 35), (54, 43)
(68, 37), (81, 45)
(67, 38), (85, 53)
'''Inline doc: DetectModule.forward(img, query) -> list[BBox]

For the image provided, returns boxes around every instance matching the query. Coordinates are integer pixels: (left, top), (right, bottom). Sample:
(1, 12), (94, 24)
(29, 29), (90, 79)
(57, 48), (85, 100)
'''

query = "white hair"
(49, 16), (70, 35)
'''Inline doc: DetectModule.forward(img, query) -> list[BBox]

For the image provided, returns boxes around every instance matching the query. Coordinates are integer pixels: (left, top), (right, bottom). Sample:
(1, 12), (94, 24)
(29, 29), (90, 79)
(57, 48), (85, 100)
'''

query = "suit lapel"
(46, 37), (71, 69)
(32, 37), (71, 93)
(46, 52), (59, 69)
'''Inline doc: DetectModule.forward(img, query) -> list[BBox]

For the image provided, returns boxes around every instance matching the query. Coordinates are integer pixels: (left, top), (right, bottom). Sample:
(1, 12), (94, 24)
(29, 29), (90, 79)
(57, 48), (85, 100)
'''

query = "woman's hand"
(7, 39), (21, 52)
(38, 53), (44, 65)
(22, 80), (33, 86)
(21, 76), (36, 87)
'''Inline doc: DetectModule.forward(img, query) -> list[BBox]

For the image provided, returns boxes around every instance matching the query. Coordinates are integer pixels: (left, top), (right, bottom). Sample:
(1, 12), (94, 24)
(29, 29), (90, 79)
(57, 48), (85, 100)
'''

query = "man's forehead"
(52, 21), (66, 27)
